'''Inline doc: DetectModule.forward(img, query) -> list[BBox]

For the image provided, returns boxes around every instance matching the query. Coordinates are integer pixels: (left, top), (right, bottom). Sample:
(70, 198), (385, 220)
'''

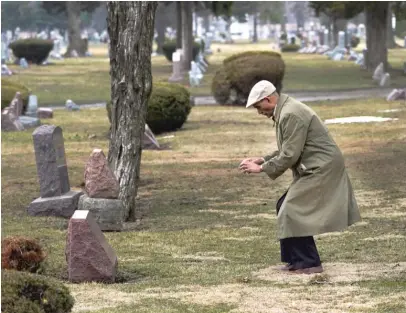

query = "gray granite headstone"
(168, 51), (184, 83)
(28, 125), (82, 217)
(26, 95), (38, 117)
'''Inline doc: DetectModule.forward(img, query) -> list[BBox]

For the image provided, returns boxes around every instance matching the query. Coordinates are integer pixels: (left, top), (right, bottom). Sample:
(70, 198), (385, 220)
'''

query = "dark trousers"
(276, 191), (322, 269)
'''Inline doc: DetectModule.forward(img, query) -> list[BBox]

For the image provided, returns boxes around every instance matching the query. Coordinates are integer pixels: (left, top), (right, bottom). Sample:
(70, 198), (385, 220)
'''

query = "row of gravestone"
(1, 92), (53, 132)
(26, 124), (161, 281)
(27, 124), (125, 282)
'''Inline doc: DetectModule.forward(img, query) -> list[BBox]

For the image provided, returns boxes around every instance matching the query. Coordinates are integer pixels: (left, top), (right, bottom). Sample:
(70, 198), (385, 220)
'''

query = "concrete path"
(50, 87), (396, 110)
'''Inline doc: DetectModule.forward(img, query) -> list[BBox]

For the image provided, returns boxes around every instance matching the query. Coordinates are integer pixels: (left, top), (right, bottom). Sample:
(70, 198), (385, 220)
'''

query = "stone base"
(78, 195), (126, 231)
(18, 116), (41, 128)
(27, 190), (83, 218)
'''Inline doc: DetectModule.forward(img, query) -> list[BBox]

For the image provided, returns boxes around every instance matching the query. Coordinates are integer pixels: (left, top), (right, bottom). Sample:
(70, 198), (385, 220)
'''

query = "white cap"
(246, 80), (276, 108)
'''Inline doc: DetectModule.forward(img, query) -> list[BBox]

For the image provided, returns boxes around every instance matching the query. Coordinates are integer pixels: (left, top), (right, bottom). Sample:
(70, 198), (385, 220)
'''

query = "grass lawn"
(2, 97), (406, 312)
(2, 42), (406, 106)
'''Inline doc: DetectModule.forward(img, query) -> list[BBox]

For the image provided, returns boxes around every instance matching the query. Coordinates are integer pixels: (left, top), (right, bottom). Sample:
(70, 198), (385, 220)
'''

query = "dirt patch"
(224, 236), (264, 241)
(363, 234), (406, 241)
(253, 262), (406, 285)
(138, 283), (403, 313)
(234, 213), (276, 220)
(68, 284), (137, 312)
(354, 190), (387, 208)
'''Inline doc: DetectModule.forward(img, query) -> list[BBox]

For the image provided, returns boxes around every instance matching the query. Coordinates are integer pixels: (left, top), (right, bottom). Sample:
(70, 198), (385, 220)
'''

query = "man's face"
(253, 95), (278, 118)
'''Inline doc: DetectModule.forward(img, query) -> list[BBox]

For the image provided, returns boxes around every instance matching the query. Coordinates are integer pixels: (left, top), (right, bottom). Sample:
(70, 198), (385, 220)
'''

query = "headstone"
(373, 63), (384, 82)
(1, 107), (24, 131)
(70, 50), (78, 58)
(65, 99), (80, 111)
(143, 124), (160, 150)
(37, 108), (54, 119)
(189, 61), (203, 87)
(78, 196), (125, 231)
(404, 36), (406, 48)
(26, 95), (38, 117)
(18, 116), (41, 129)
(84, 149), (119, 199)
(66, 210), (117, 282)
(333, 53), (343, 61)
(379, 73), (390, 87)
(323, 29), (329, 47)
(27, 125), (83, 217)
(19, 58), (28, 69)
(168, 50), (183, 82)
(9, 92), (24, 117)
(338, 31), (345, 49)
(386, 89), (406, 101)
(1, 64), (12, 76)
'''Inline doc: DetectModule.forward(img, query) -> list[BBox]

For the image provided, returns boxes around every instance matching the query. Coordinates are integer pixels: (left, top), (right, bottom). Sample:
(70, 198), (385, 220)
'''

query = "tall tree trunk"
(65, 2), (85, 57)
(176, 1), (182, 49)
(155, 3), (166, 54)
(107, 1), (157, 222)
(332, 17), (338, 47)
(252, 13), (258, 43)
(365, 3), (388, 71)
(387, 2), (396, 49)
(181, 1), (193, 71)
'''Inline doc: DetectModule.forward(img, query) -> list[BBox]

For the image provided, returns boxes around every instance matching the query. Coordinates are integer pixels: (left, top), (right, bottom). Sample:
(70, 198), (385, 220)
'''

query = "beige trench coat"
(261, 94), (361, 239)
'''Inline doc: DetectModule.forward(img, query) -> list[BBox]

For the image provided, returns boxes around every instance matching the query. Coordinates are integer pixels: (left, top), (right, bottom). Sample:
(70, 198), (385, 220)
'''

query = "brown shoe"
(289, 265), (323, 275)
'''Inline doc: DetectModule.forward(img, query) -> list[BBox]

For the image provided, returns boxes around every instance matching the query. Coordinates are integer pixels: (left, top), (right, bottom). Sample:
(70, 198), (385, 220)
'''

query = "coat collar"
(273, 93), (289, 124)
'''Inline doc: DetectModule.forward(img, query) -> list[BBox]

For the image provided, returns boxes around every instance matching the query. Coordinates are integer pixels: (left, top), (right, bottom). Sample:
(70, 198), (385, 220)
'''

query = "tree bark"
(176, 1), (182, 49)
(252, 13), (258, 43)
(107, 1), (157, 222)
(65, 2), (86, 57)
(155, 3), (166, 54)
(365, 3), (388, 71)
(181, 1), (193, 71)
(387, 2), (397, 49)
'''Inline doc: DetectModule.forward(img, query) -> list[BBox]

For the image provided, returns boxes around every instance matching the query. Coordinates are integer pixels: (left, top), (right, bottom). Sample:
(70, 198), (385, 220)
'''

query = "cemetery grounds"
(2, 43), (406, 312)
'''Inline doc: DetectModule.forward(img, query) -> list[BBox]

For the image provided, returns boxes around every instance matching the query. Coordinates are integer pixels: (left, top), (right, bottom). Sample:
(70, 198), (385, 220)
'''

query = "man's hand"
(239, 157), (264, 168)
(239, 161), (263, 174)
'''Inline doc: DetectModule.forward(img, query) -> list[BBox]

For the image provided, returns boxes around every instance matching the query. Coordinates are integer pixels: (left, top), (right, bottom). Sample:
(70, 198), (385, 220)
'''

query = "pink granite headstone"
(84, 149), (119, 199)
(66, 210), (117, 283)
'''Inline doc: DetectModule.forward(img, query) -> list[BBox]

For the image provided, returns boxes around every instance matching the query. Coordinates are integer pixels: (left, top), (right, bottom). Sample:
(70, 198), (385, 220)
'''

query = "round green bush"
(281, 44), (301, 52)
(1, 79), (30, 111)
(106, 82), (192, 134)
(1, 270), (74, 313)
(162, 40), (202, 62)
(211, 51), (285, 105)
(9, 39), (53, 65)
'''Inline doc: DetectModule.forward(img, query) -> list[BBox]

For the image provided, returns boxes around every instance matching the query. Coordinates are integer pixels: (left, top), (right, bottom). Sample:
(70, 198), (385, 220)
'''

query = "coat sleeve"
(263, 150), (279, 162)
(262, 114), (307, 180)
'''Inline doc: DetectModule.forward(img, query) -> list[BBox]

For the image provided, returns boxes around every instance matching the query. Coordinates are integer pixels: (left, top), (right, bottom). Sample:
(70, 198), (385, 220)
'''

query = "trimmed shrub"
(211, 51), (285, 105)
(162, 40), (201, 62)
(9, 39), (53, 65)
(281, 44), (301, 52)
(106, 82), (192, 134)
(1, 270), (74, 313)
(1, 79), (30, 111)
(350, 36), (360, 48)
(2, 236), (46, 273)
